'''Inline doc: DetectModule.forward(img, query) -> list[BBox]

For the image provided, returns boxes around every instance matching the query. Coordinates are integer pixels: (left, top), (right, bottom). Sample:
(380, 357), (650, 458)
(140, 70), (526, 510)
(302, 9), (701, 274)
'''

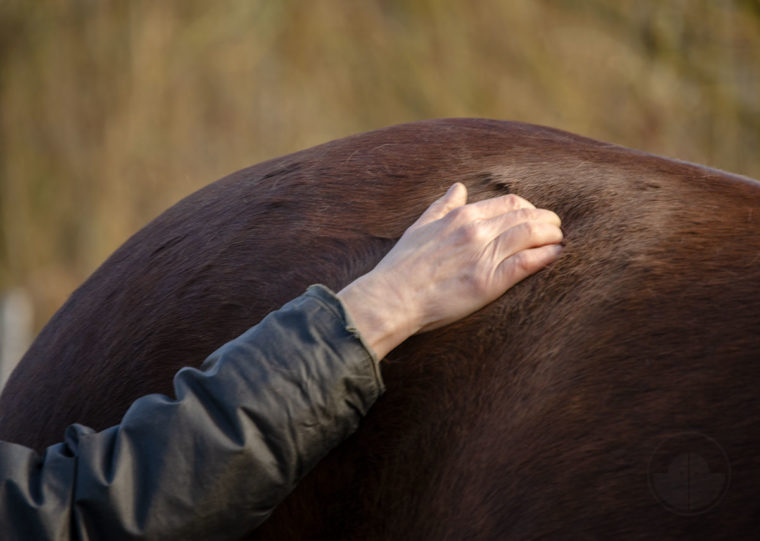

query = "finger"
(456, 208), (560, 252)
(478, 208), (561, 241)
(411, 183), (468, 228)
(492, 221), (564, 259)
(495, 243), (564, 289)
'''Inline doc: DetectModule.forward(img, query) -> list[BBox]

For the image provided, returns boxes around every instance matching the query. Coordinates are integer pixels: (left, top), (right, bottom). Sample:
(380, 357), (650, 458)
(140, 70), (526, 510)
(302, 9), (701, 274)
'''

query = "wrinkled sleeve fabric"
(0, 284), (384, 540)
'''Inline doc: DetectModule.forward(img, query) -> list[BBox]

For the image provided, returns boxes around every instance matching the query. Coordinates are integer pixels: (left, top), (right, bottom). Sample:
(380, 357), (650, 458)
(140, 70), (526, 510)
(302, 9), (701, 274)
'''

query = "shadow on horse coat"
(1, 119), (759, 538)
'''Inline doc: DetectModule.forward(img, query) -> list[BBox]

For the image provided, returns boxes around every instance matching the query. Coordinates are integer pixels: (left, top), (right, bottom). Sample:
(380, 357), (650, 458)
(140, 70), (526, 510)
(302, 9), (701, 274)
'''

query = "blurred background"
(1, 0), (759, 380)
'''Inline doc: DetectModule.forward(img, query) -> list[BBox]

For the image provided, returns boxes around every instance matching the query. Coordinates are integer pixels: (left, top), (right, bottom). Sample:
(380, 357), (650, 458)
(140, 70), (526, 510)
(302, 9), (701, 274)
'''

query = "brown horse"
(1, 119), (758, 538)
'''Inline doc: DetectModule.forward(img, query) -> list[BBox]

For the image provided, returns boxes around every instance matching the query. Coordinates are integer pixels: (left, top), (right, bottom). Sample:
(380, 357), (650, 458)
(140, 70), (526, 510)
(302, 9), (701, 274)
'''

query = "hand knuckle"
(512, 251), (533, 272)
(460, 221), (488, 243)
(504, 194), (521, 207)
(522, 221), (540, 237)
(449, 205), (473, 222)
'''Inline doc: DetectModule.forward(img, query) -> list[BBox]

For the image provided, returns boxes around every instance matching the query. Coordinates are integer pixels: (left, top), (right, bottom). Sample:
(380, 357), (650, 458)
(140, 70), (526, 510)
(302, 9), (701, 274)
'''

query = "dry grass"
(1, 0), (759, 332)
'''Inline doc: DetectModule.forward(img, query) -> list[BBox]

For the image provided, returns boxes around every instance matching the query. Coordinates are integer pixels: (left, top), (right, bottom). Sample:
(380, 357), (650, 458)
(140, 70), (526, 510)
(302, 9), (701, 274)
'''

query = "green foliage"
(1, 0), (758, 330)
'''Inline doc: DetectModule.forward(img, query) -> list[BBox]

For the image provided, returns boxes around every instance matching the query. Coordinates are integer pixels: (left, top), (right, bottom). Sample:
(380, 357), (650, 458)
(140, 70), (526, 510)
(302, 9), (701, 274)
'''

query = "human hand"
(337, 183), (563, 360)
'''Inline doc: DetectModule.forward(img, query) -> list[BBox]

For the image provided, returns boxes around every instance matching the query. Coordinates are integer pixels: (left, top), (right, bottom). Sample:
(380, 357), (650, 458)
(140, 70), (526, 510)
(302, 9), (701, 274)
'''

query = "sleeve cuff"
(304, 284), (385, 396)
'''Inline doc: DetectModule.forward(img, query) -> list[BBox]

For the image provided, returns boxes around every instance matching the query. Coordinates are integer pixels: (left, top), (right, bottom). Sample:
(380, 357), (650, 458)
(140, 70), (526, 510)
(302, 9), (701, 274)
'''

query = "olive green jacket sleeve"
(0, 284), (385, 540)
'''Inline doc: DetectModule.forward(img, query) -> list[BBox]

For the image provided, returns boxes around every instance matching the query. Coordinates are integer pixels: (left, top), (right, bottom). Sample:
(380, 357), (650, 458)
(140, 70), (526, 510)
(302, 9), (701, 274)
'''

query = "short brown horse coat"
(1, 119), (758, 538)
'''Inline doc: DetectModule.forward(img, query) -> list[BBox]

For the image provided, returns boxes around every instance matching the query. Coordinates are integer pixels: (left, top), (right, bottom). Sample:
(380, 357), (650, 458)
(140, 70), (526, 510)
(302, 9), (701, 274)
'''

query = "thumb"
(411, 183), (468, 229)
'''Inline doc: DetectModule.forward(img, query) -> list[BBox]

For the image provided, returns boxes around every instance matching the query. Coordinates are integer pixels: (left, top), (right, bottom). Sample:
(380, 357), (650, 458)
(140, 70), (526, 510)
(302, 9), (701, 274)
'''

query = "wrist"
(336, 274), (417, 361)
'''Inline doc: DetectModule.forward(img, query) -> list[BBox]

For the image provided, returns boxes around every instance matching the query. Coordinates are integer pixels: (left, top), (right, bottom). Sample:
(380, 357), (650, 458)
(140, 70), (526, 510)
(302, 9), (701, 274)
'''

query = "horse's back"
(1, 119), (759, 538)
